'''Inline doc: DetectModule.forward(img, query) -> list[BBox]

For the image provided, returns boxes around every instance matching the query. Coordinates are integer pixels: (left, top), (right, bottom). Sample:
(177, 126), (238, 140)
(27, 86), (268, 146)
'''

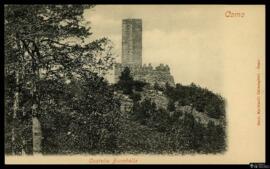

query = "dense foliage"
(5, 5), (226, 155)
(164, 83), (226, 119)
(116, 67), (146, 95)
(115, 67), (227, 154)
(40, 74), (122, 154)
(117, 100), (226, 154)
(5, 5), (117, 155)
(115, 66), (147, 107)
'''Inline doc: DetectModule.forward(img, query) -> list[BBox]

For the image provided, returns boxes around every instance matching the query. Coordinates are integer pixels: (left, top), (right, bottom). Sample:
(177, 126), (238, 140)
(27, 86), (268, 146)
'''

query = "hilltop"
(112, 67), (227, 154)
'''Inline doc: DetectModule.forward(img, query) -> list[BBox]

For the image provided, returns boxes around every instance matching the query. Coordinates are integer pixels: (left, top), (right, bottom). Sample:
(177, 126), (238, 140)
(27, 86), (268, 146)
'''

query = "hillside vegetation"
(113, 67), (227, 154)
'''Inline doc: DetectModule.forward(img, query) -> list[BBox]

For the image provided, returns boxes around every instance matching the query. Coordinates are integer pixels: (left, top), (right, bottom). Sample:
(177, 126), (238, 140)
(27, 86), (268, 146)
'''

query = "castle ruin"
(115, 19), (175, 86)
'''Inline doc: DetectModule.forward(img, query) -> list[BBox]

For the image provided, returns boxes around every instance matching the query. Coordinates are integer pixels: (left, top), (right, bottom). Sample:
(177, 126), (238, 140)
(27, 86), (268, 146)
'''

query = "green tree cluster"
(5, 5), (118, 154)
(117, 106), (226, 154)
(114, 69), (227, 154)
(116, 67), (146, 95)
(164, 83), (226, 119)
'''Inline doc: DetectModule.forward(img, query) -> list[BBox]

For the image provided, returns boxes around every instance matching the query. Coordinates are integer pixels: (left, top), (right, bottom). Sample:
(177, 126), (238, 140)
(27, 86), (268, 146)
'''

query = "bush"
(165, 83), (226, 119)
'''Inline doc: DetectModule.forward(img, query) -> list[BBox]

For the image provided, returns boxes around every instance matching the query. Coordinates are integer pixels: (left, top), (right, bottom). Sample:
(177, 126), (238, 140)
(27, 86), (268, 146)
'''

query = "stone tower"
(122, 19), (142, 66)
(115, 19), (174, 86)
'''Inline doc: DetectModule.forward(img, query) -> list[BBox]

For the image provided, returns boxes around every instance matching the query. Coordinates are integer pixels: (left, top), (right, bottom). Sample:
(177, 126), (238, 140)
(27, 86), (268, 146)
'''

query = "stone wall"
(114, 63), (175, 87)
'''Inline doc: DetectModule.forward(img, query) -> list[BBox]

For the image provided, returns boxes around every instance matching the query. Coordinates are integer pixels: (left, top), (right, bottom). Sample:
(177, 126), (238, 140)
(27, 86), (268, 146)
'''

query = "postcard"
(4, 4), (265, 164)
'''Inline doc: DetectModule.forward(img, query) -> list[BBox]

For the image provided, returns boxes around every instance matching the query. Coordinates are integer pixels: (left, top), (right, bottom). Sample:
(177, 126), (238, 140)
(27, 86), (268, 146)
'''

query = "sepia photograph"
(4, 4), (265, 164)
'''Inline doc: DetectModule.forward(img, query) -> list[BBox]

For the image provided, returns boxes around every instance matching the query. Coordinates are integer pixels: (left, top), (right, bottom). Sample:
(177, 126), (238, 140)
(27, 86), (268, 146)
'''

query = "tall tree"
(117, 67), (134, 94)
(5, 5), (115, 154)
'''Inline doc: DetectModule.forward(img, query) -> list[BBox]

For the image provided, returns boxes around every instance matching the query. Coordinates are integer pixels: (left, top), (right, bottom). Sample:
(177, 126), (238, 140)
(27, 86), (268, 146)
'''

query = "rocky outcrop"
(140, 88), (169, 110)
(175, 105), (224, 126)
(114, 91), (133, 113)
(114, 88), (224, 127)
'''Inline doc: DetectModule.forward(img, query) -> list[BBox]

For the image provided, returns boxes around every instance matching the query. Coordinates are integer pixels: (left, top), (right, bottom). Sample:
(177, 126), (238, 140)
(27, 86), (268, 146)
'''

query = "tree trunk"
(31, 39), (42, 155)
(11, 70), (19, 155)
(31, 73), (42, 155)
(32, 116), (42, 154)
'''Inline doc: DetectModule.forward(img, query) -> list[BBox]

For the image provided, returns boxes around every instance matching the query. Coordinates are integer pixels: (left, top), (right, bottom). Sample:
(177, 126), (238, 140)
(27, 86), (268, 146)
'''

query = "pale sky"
(83, 5), (227, 95)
